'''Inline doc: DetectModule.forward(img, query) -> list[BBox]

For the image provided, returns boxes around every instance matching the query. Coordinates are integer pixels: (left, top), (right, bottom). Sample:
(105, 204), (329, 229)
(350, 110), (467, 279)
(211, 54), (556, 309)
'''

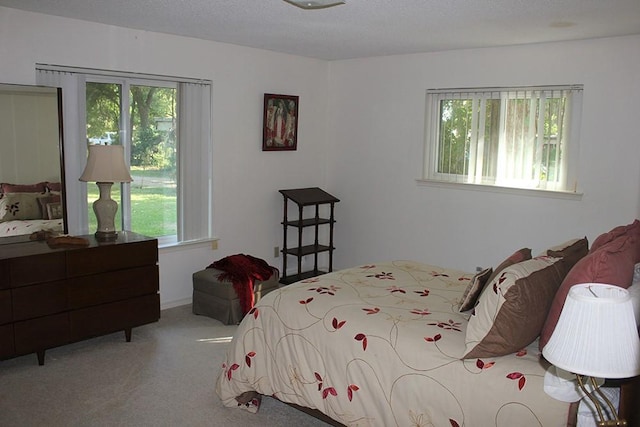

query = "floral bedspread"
(0, 219), (63, 236)
(215, 261), (570, 426)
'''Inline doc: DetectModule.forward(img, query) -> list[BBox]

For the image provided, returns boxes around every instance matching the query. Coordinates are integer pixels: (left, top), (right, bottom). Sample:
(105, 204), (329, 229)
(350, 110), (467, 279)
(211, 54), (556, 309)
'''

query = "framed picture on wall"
(263, 93), (299, 151)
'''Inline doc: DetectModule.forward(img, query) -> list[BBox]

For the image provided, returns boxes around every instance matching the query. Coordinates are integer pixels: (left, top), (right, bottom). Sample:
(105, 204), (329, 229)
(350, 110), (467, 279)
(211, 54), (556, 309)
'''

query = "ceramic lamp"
(79, 144), (132, 241)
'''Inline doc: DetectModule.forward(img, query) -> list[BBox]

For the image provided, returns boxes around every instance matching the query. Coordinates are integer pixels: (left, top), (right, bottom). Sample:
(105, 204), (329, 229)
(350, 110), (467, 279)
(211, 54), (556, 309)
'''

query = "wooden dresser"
(0, 232), (159, 365)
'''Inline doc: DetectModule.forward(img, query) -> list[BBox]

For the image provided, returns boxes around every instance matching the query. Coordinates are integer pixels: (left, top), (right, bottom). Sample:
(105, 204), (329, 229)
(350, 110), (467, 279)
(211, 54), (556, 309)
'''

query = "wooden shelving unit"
(279, 187), (339, 285)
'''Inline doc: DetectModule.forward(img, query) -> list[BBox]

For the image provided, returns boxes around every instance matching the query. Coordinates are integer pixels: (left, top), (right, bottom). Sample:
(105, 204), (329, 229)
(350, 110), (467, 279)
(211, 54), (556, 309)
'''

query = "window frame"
(36, 64), (213, 246)
(422, 85), (583, 196)
(84, 76), (179, 245)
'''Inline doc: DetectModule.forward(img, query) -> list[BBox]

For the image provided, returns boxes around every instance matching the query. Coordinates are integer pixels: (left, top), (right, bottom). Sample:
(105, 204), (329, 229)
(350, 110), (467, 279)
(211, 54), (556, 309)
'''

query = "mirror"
(0, 83), (67, 243)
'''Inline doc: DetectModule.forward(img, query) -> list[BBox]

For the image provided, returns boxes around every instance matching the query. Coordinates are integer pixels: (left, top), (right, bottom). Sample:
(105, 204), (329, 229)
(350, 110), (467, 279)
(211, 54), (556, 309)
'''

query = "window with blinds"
(37, 65), (213, 246)
(423, 85), (583, 193)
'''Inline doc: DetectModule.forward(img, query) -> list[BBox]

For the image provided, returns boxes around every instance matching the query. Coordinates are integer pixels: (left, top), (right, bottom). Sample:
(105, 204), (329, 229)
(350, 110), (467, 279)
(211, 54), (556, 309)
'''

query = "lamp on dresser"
(543, 283), (640, 427)
(79, 144), (132, 241)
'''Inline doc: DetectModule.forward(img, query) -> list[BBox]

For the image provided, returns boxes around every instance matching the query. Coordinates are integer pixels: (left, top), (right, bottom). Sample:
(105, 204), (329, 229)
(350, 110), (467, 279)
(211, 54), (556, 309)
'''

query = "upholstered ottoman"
(192, 267), (280, 324)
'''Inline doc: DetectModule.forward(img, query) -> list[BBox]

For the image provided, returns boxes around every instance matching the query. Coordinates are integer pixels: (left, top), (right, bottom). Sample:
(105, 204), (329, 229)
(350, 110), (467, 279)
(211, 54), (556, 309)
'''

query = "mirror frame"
(0, 83), (67, 243)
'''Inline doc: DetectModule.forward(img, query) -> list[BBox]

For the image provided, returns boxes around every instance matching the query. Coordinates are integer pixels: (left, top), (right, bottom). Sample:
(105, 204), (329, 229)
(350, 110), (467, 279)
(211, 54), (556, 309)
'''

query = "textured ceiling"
(0, 0), (639, 60)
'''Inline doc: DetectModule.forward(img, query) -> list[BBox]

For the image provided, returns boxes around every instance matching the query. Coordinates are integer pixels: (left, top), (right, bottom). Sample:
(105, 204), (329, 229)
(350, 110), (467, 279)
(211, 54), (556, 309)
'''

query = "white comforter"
(0, 219), (63, 237)
(216, 261), (570, 426)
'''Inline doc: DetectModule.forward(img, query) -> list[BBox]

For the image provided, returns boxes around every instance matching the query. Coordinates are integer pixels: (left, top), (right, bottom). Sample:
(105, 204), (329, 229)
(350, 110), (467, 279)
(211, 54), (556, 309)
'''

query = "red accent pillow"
(46, 181), (62, 192)
(591, 219), (639, 254)
(539, 233), (637, 351)
(1, 182), (47, 193)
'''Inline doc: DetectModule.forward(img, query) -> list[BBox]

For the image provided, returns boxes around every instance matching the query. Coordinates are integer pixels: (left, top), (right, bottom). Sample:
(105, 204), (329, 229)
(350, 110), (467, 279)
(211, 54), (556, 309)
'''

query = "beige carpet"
(0, 305), (329, 427)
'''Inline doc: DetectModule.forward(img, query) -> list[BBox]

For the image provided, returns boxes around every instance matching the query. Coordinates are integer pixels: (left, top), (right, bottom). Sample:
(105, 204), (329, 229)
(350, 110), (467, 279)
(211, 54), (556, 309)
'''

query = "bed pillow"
(545, 237), (589, 278)
(629, 281), (640, 327)
(546, 237), (588, 259)
(459, 267), (493, 312)
(632, 263), (640, 325)
(45, 202), (63, 220)
(485, 247), (532, 286)
(0, 192), (43, 221)
(539, 233), (637, 351)
(37, 195), (61, 219)
(464, 256), (565, 359)
(45, 181), (62, 192)
(590, 219), (640, 258)
(1, 182), (47, 194)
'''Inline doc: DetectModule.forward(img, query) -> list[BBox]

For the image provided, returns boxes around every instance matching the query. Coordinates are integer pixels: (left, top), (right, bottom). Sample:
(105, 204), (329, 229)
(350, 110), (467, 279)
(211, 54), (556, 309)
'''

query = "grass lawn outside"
(87, 167), (176, 238)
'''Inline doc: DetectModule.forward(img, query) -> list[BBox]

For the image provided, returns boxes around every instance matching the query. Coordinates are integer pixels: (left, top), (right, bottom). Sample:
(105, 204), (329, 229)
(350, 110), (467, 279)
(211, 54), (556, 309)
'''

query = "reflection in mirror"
(0, 83), (66, 243)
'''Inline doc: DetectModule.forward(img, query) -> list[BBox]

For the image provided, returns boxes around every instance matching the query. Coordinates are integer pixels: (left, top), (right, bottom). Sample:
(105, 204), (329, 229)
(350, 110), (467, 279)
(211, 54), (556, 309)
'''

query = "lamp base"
(95, 230), (118, 242)
(576, 375), (628, 427)
(597, 421), (627, 426)
(93, 182), (119, 241)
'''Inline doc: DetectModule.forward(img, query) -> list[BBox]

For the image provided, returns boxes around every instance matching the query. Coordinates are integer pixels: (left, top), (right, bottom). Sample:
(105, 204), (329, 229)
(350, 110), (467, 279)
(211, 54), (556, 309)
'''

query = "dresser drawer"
(12, 281), (67, 321)
(0, 289), (11, 324)
(14, 312), (70, 355)
(70, 293), (160, 340)
(67, 265), (159, 309)
(0, 259), (9, 289)
(0, 323), (14, 359)
(8, 252), (66, 287)
(66, 240), (157, 277)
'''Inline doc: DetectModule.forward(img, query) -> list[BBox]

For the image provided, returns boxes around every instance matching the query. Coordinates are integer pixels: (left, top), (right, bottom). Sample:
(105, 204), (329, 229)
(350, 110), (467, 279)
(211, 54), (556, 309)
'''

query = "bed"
(0, 218), (63, 237)
(216, 223), (640, 426)
(0, 181), (63, 237)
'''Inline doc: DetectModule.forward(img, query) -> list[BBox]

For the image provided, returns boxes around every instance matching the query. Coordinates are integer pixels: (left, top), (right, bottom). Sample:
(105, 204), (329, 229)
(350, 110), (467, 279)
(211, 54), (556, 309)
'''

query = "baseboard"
(161, 297), (192, 310)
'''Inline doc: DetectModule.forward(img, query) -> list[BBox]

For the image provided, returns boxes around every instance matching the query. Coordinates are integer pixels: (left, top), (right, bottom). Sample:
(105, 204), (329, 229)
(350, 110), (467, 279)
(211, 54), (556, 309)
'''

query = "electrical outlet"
(274, 246), (280, 258)
(211, 240), (218, 250)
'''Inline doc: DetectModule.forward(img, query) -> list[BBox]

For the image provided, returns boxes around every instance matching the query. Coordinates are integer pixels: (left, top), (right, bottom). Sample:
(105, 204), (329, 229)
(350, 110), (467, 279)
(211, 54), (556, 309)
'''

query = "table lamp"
(542, 283), (640, 427)
(79, 144), (132, 241)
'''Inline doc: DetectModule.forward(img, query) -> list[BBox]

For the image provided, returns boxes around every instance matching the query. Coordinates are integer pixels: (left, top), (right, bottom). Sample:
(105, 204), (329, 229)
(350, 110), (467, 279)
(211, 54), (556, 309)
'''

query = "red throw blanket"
(208, 254), (274, 316)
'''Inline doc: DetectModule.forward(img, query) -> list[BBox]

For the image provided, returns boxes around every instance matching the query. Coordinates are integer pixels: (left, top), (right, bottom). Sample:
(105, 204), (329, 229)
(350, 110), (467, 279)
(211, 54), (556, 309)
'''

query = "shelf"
(279, 187), (339, 285)
(283, 218), (333, 228)
(284, 244), (333, 257)
(279, 187), (340, 206)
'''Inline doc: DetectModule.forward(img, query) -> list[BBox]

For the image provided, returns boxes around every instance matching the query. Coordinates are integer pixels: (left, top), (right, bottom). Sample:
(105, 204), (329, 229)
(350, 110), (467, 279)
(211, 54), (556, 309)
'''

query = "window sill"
(158, 237), (219, 253)
(415, 179), (583, 200)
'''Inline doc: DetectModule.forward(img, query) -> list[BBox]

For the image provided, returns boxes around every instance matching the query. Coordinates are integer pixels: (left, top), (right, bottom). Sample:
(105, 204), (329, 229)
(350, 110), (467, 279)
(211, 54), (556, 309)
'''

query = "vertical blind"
(425, 85), (583, 193)
(36, 65), (213, 242)
(178, 81), (213, 242)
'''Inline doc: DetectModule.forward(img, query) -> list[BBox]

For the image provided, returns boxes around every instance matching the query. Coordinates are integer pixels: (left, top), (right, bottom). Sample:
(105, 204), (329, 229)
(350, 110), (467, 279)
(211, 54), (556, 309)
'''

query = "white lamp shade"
(542, 283), (640, 379)
(79, 145), (132, 183)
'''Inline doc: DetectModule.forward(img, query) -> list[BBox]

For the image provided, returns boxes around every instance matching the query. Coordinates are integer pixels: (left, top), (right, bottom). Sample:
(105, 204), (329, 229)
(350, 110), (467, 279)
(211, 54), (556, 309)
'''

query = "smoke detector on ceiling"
(283, 0), (346, 10)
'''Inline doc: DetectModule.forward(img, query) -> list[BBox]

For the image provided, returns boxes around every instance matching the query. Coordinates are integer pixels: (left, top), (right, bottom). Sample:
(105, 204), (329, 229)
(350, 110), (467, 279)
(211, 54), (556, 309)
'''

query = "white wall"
(325, 35), (640, 272)
(2, 7), (639, 306)
(0, 7), (330, 308)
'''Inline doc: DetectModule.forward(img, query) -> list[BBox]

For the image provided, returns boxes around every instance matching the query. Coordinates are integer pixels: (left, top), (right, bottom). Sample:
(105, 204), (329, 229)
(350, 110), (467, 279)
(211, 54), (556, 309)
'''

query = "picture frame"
(263, 93), (299, 151)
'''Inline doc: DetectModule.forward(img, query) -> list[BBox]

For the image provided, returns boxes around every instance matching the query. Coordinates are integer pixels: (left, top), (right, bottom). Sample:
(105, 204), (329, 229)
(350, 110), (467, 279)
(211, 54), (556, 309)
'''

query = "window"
(85, 80), (178, 239)
(36, 65), (212, 245)
(423, 85), (583, 193)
